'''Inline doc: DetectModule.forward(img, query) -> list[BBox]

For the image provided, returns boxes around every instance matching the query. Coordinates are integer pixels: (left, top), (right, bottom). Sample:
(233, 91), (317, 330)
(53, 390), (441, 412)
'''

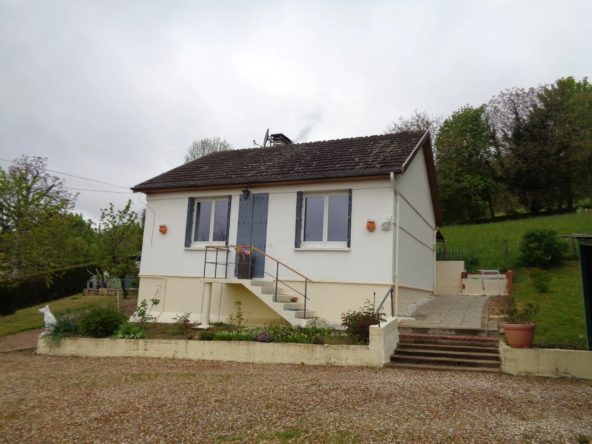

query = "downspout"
(390, 172), (400, 316)
(433, 227), (438, 294)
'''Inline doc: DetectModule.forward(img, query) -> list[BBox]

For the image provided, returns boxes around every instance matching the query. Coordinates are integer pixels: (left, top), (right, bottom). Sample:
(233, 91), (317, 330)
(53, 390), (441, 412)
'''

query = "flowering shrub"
(341, 300), (385, 344)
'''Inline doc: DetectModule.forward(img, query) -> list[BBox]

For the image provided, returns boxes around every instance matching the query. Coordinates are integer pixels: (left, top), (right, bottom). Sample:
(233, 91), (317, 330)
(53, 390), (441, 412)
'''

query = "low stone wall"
(500, 343), (592, 380)
(37, 317), (400, 367)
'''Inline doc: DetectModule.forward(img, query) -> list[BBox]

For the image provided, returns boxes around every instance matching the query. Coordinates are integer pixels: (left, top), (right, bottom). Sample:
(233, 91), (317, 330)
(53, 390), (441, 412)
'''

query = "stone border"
(37, 317), (399, 367)
(500, 342), (592, 380)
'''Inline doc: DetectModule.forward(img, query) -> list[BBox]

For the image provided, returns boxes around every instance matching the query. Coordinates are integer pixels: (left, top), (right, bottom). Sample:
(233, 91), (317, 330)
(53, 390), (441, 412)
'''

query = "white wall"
(394, 147), (437, 292)
(139, 179), (395, 283)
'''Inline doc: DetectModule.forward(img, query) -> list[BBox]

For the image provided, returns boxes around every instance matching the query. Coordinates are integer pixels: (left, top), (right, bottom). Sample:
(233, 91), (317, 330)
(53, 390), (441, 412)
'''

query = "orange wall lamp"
(366, 219), (376, 232)
(159, 225), (167, 234)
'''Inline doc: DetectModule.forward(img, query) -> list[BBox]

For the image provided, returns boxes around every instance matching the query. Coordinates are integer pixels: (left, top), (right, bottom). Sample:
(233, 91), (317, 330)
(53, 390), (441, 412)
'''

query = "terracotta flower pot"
(503, 323), (536, 349)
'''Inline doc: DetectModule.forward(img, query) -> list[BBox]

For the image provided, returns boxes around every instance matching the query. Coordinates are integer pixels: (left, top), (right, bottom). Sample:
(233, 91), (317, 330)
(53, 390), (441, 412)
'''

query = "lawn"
(441, 211), (590, 349)
(0, 294), (120, 337)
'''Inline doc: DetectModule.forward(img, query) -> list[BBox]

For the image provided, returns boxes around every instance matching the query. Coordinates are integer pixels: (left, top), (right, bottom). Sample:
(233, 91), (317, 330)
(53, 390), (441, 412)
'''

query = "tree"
(184, 137), (233, 163)
(435, 105), (499, 223)
(385, 110), (443, 147)
(96, 200), (142, 298)
(0, 156), (79, 277)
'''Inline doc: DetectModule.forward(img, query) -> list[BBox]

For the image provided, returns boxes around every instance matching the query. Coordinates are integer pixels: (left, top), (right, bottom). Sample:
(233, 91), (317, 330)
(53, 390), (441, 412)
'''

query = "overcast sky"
(1, 0), (591, 221)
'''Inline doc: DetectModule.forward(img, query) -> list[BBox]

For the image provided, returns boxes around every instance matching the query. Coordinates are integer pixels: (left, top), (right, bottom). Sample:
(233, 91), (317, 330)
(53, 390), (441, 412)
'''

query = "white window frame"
(193, 199), (228, 245)
(301, 192), (349, 250)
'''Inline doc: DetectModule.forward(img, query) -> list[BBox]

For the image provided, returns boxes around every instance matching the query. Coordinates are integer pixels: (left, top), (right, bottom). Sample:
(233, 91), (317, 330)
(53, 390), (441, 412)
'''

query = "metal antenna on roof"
(263, 129), (270, 147)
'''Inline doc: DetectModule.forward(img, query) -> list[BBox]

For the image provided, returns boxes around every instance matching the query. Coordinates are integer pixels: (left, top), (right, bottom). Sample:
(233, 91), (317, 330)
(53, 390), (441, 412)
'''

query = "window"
(194, 200), (229, 243)
(300, 192), (350, 247)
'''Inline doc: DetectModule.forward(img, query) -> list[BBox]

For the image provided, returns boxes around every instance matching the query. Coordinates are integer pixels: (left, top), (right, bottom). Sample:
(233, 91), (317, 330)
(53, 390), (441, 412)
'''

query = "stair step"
(261, 286), (290, 295)
(283, 302), (304, 310)
(399, 334), (499, 346)
(294, 309), (316, 318)
(397, 342), (499, 353)
(274, 295), (298, 303)
(395, 348), (500, 361)
(250, 279), (276, 287)
(391, 354), (501, 368)
(398, 327), (490, 337)
(384, 362), (501, 373)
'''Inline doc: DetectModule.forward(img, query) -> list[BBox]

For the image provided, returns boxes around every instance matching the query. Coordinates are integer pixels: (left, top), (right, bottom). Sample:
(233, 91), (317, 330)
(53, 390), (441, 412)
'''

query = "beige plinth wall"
(37, 317), (399, 367)
(500, 343), (592, 380)
(435, 261), (464, 295)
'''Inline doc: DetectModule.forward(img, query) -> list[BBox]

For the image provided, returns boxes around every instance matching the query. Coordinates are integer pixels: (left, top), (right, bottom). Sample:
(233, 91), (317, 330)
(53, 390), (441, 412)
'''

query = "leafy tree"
(435, 105), (499, 223)
(96, 200), (142, 298)
(0, 156), (79, 277)
(184, 137), (233, 163)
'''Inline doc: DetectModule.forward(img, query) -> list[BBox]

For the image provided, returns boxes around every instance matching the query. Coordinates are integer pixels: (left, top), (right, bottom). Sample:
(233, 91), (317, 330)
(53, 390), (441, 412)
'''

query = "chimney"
(270, 133), (293, 146)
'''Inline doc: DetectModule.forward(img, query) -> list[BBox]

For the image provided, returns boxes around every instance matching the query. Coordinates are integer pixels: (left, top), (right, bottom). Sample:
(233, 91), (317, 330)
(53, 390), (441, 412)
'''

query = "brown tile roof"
(132, 131), (429, 192)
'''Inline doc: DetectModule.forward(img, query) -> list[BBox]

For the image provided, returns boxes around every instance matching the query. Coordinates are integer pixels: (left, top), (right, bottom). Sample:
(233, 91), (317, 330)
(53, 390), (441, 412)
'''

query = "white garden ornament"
(38, 305), (57, 335)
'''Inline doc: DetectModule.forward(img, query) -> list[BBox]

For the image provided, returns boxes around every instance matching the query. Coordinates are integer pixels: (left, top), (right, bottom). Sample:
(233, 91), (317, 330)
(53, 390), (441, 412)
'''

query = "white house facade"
(133, 131), (443, 326)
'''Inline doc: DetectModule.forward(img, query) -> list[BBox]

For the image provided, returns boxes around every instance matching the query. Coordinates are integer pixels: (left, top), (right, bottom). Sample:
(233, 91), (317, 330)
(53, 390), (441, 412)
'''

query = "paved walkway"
(399, 295), (489, 330)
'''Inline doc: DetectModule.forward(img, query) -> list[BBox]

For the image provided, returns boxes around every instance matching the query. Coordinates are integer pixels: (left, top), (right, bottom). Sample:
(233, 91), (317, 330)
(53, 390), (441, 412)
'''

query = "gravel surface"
(0, 354), (591, 443)
(0, 329), (43, 352)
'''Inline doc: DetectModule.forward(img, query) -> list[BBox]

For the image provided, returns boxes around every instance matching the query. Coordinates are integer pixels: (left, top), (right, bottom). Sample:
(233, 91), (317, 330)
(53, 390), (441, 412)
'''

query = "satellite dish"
(263, 129), (270, 147)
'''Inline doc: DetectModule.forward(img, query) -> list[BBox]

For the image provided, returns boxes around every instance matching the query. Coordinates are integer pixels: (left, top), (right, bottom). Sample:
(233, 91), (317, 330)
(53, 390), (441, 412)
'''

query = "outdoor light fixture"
(159, 225), (167, 234)
(242, 188), (251, 200)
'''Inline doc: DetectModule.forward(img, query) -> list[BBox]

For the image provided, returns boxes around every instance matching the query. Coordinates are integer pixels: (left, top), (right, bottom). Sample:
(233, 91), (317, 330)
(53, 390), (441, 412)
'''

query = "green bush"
(199, 331), (215, 341)
(42, 316), (82, 349)
(529, 268), (552, 293)
(464, 255), (480, 273)
(500, 298), (540, 324)
(341, 300), (385, 344)
(111, 323), (146, 339)
(0, 262), (99, 316)
(80, 307), (126, 338)
(518, 229), (568, 269)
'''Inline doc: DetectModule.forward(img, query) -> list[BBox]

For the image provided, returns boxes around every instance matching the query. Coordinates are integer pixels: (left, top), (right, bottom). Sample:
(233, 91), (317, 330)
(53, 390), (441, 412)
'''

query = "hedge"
(0, 262), (98, 316)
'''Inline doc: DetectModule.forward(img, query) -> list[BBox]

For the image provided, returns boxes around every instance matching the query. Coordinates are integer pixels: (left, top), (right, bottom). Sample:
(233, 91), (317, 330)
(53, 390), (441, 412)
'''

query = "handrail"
(205, 245), (315, 283)
(204, 244), (314, 319)
(375, 287), (394, 327)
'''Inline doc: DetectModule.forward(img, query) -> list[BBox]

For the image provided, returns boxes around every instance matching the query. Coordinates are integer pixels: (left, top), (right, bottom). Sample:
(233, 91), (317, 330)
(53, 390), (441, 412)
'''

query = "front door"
(236, 193), (268, 278)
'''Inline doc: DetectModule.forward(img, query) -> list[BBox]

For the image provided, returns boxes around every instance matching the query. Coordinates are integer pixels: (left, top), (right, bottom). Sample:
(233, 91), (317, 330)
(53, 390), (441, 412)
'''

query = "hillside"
(440, 212), (590, 349)
(440, 211), (592, 271)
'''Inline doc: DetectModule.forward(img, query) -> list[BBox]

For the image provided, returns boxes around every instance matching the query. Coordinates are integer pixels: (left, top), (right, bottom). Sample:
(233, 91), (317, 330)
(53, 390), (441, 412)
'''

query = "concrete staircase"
(385, 334), (501, 373)
(241, 279), (320, 326)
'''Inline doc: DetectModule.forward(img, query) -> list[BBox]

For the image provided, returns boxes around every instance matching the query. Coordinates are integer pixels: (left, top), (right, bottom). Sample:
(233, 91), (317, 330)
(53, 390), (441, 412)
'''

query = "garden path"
(399, 295), (489, 330)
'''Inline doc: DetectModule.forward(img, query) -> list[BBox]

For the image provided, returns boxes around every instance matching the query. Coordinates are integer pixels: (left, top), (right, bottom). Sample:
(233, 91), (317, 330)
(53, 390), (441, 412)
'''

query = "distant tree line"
(387, 77), (592, 225)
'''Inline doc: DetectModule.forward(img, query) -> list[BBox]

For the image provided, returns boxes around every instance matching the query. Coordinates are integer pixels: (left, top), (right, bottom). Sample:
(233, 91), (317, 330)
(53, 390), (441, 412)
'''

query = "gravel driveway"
(0, 354), (591, 443)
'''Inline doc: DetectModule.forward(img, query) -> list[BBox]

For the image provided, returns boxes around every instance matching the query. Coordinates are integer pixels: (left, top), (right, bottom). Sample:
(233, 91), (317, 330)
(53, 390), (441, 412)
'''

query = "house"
(131, 131), (443, 326)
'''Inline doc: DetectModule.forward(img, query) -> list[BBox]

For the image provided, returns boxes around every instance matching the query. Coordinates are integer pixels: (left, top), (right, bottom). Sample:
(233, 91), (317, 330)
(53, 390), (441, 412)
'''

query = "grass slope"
(441, 212), (590, 349)
(0, 295), (119, 337)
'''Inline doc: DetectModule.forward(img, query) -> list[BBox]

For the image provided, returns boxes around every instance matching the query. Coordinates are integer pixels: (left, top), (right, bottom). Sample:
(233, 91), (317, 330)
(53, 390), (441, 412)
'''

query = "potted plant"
(236, 246), (255, 279)
(500, 298), (540, 349)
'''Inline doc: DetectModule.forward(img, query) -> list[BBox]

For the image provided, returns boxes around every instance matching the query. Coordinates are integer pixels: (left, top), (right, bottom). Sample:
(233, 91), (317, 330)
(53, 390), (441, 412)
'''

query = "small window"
(194, 200), (228, 243)
(302, 193), (349, 246)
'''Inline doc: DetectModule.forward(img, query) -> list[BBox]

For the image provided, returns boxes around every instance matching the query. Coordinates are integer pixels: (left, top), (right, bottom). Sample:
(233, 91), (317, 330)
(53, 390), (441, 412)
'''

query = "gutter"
(390, 172), (400, 316)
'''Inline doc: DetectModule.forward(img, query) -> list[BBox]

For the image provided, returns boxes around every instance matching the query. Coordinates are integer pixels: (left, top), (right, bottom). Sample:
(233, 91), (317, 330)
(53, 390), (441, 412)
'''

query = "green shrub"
(341, 300), (385, 344)
(0, 262), (99, 316)
(111, 323), (146, 339)
(42, 316), (82, 349)
(500, 298), (540, 324)
(518, 229), (568, 269)
(199, 331), (215, 341)
(80, 307), (126, 338)
(464, 255), (480, 273)
(529, 268), (552, 293)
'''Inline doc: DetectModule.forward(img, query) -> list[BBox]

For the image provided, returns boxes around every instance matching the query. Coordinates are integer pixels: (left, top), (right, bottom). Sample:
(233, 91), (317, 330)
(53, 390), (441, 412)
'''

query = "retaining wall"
(37, 317), (399, 367)
(500, 343), (592, 380)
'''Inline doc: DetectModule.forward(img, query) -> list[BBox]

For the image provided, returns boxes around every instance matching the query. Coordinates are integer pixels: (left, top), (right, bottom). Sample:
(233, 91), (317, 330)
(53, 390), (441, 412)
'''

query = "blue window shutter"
(347, 189), (352, 248)
(225, 195), (232, 246)
(185, 197), (195, 247)
(295, 191), (303, 248)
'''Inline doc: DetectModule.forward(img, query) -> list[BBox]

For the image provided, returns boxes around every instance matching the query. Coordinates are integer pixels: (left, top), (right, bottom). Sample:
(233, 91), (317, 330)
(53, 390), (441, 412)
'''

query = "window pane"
(304, 196), (324, 241)
(328, 195), (348, 242)
(194, 201), (212, 242)
(212, 201), (229, 242)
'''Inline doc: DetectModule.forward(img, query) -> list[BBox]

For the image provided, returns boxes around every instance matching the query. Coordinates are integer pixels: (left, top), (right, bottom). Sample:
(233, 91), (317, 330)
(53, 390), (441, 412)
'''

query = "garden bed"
(37, 316), (400, 367)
